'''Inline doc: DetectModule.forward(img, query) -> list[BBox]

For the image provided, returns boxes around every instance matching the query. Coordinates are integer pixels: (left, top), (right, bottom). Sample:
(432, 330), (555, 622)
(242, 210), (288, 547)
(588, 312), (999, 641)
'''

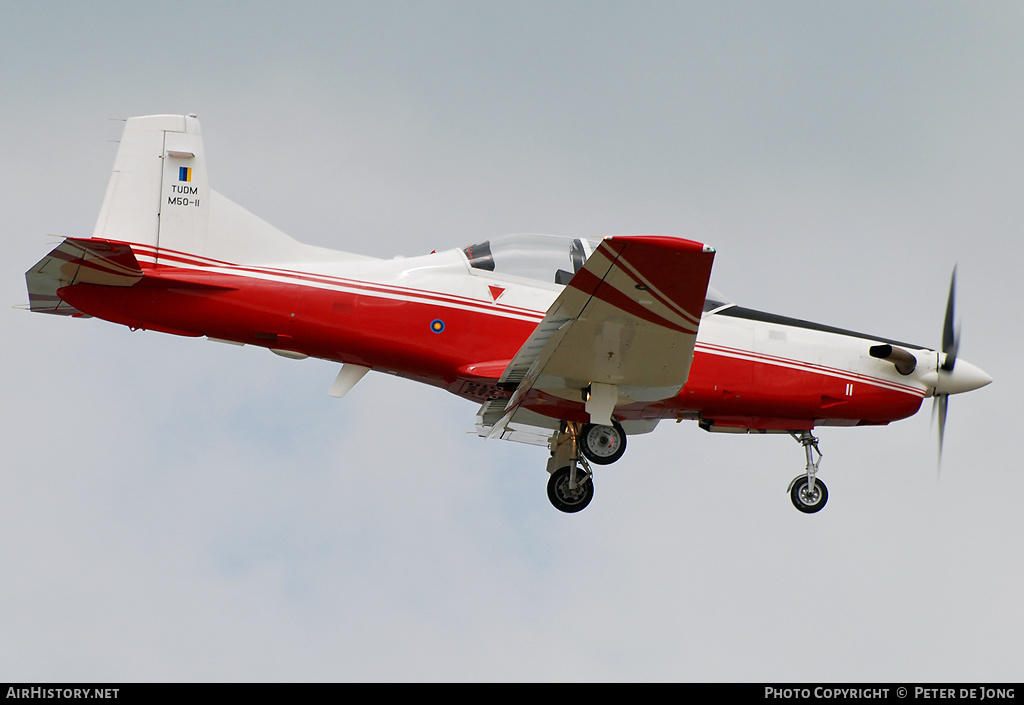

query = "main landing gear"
(546, 421), (626, 513)
(547, 461), (594, 513)
(788, 431), (828, 514)
(579, 420), (626, 465)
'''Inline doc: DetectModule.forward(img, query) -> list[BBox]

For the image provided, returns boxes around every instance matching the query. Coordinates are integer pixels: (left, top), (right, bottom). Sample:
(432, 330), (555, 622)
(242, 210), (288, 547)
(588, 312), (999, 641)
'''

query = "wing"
(25, 238), (144, 316)
(480, 235), (715, 441)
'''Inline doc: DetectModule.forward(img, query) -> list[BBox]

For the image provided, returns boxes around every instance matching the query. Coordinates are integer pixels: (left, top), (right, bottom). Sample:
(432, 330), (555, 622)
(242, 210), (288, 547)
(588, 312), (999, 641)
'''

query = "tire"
(547, 466), (594, 513)
(790, 476), (828, 514)
(579, 421), (626, 465)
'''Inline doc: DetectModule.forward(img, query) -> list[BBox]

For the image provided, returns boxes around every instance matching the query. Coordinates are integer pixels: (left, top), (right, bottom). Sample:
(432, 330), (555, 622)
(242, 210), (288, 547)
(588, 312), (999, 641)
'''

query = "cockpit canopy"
(460, 233), (732, 312)
(462, 234), (600, 285)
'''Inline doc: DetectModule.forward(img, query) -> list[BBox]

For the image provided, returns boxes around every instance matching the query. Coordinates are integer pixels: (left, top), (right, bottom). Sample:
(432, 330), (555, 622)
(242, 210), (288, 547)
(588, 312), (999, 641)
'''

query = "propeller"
(917, 265), (991, 466)
(933, 266), (960, 463)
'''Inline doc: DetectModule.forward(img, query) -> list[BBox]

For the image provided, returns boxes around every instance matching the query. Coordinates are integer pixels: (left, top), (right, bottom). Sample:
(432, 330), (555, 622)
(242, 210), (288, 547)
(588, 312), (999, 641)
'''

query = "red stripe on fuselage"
(514, 347), (925, 427)
(695, 342), (925, 398)
(125, 242), (546, 323)
(57, 267), (540, 390)
(60, 239), (924, 425)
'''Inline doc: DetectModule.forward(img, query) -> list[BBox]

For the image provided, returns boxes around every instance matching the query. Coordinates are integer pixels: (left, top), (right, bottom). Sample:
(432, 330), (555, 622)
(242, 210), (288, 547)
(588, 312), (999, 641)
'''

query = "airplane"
(24, 114), (992, 514)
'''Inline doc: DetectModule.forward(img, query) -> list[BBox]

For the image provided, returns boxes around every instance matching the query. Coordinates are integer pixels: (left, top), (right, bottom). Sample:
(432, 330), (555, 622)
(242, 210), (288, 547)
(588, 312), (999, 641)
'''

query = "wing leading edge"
(480, 235), (715, 442)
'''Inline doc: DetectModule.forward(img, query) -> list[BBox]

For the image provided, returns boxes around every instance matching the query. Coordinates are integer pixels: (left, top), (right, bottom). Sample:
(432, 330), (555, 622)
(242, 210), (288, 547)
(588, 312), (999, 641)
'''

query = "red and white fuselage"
(25, 114), (991, 513)
(41, 232), (982, 433)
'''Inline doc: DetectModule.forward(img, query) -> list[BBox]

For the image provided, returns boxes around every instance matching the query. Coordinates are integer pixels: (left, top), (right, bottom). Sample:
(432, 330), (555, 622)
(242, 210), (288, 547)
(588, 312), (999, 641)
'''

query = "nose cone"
(935, 358), (993, 395)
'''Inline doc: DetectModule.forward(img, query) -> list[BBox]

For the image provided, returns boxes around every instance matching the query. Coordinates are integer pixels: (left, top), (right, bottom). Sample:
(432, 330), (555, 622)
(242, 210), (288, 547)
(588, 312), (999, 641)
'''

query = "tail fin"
(93, 114), (366, 265)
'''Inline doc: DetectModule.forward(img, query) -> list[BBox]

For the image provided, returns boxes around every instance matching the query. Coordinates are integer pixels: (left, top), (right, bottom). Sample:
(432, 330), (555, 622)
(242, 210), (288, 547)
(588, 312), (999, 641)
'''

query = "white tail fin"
(93, 114), (370, 265)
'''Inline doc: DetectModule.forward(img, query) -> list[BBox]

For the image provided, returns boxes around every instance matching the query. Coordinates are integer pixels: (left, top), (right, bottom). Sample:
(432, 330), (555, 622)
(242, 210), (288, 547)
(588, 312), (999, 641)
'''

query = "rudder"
(92, 114), (209, 261)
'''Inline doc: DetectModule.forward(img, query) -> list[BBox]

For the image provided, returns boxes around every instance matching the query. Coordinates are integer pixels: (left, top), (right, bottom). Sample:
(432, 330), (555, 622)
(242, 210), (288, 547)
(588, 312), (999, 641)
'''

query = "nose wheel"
(790, 475), (828, 513)
(788, 431), (828, 513)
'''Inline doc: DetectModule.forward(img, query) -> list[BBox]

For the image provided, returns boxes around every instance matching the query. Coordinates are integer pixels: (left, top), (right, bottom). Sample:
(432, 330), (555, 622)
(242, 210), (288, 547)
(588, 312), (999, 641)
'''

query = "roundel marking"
(430, 319), (445, 333)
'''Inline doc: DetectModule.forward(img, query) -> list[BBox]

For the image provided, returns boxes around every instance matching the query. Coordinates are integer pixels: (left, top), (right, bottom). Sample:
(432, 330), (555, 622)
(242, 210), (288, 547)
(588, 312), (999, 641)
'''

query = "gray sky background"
(2, 1), (1020, 682)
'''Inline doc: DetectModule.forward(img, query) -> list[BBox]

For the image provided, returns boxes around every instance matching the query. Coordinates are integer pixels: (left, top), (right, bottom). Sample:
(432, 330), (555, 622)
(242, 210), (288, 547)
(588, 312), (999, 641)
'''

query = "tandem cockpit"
(462, 233), (596, 286)
(460, 233), (732, 312)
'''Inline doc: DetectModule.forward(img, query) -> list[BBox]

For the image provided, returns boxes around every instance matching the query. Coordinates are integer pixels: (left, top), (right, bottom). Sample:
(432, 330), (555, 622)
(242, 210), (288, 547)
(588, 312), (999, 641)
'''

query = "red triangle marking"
(488, 285), (505, 302)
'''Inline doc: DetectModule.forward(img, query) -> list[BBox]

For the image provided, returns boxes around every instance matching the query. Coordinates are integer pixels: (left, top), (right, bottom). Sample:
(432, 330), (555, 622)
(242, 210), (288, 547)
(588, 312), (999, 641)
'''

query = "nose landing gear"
(788, 431), (828, 513)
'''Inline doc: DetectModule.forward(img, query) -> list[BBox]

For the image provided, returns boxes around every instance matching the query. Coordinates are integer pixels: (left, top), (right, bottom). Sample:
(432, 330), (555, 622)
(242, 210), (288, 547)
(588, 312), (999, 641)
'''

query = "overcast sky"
(2, 1), (1020, 682)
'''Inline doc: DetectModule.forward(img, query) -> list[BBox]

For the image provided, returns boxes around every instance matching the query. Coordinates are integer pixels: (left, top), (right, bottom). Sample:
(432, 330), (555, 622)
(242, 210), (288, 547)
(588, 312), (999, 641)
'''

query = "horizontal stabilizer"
(25, 238), (143, 315)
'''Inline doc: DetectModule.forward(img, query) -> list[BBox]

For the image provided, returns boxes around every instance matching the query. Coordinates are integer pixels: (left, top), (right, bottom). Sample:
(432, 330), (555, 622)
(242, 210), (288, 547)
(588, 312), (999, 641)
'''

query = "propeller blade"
(935, 268), (957, 468)
(941, 266), (959, 371)
(930, 266), (989, 467)
(936, 393), (948, 464)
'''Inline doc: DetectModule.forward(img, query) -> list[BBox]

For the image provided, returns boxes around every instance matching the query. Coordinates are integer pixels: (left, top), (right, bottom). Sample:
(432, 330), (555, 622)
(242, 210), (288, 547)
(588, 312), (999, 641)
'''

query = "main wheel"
(790, 476), (828, 514)
(547, 466), (594, 513)
(579, 421), (626, 465)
